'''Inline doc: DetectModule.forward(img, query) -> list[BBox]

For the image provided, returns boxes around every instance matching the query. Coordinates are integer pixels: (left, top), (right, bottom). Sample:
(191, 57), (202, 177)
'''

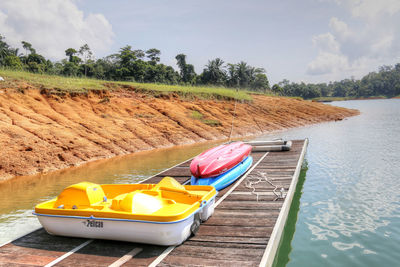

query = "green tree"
(92, 56), (118, 80)
(134, 49), (145, 59)
(0, 35), (11, 66)
(4, 54), (23, 69)
(226, 63), (238, 87)
(201, 58), (226, 85)
(236, 61), (251, 87)
(251, 73), (270, 92)
(65, 48), (80, 63)
(272, 84), (283, 95)
(146, 48), (161, 65)
(118, 46), (137, 66)
(25, 52), (47, 73)
(175, 54), (196, 84)
(79, 44), (93, 77)
(21, 41), (36, 55)
(115, 45), (137, 80)
(61, 60), (79, 76)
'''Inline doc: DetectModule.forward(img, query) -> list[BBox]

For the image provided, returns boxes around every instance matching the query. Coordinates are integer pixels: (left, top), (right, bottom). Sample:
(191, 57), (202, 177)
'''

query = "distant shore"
(312, 96), (399, 102)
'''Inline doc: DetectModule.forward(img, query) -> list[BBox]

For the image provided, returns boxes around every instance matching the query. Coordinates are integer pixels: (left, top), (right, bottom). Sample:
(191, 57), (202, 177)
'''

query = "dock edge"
(258, 138), (309, 267)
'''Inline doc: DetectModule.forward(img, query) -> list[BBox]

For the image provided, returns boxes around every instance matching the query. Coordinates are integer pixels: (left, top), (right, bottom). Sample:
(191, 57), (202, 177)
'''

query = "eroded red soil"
(0, 87), (358, 181)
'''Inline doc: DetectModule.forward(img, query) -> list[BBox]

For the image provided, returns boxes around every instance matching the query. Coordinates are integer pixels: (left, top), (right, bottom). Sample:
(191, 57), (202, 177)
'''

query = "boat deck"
(0, 139), (308, 267)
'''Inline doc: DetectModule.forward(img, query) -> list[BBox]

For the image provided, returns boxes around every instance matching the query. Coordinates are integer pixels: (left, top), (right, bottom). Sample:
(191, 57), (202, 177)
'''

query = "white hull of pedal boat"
(36, 197), (214, 246)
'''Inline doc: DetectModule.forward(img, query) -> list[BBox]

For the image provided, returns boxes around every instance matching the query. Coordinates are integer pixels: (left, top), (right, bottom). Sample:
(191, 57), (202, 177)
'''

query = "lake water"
(1, 99), (399, 267)
(267, 99), (400, 266)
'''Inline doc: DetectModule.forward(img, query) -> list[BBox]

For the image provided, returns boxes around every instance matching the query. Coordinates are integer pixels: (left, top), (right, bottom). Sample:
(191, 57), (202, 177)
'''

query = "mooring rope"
(228, 96), (238, 142)
(245, 171), (286, 201)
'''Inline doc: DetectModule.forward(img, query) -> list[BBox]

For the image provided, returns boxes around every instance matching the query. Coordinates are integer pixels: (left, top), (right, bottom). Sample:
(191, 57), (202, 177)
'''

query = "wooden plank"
(255, 167), (296, 171)
(44, 239), (93, 267)
(181, 240), (266, 249)
(255, 170), (295, 175)
(217, 201), (283, 210)
(0, 245), (61, 267)
(0, 229), (88, 267)
(158, 255), (258, 267)
(108, 247), (142, 267)
(168, 244), (265, 261)
(10, 228), (85, 252)
(53, 240), (140, 266)
(256, 166), (297, 170)
(235, 184), (290, 191)
(223, 193), (285, 202)
(211, 209), (281, 218)
(260, 156), (299, 161)
(258, 160), (299, 165)
(204, 216), (278, 227)
(155, 168), (191, 177)
(175, 162), (191, 167)
(189, 235), (269, 245)
(120, 245), (168, 267)
(257, 163), (297, 168)
(197, 225), (273, 237)
(265, 176), (293, 180)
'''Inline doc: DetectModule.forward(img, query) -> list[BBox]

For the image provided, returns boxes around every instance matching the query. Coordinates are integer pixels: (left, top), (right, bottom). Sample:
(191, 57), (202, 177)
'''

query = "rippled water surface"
(266, 99), (400, 266)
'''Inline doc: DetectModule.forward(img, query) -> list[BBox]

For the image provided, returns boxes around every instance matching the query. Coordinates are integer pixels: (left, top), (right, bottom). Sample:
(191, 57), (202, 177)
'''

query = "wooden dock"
(0, 139), (308, 267)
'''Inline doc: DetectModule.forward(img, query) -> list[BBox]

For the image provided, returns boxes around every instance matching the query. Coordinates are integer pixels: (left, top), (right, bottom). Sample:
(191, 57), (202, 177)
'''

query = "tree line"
(0, 34), (270, 92)
(272, 64), (400, 99)
(2, 34), (399, 98)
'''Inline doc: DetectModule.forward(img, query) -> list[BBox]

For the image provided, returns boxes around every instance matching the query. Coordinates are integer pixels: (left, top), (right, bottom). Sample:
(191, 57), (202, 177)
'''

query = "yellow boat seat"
(111, 192), (164, 214)
(54, 182), (105, 209)
(152, 176), (186, 192)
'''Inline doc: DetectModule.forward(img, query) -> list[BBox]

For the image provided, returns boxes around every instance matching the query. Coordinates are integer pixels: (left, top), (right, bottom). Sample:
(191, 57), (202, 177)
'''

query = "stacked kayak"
(190, 141), (253, 191)
(34, 177), (217, 246)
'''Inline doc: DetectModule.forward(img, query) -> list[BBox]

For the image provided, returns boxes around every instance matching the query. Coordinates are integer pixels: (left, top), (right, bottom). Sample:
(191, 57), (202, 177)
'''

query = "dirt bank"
(0, 87), (358, 181)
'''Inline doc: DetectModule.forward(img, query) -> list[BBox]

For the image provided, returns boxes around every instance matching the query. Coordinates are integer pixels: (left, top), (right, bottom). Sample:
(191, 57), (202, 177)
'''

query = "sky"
(1, 0), (400, 84)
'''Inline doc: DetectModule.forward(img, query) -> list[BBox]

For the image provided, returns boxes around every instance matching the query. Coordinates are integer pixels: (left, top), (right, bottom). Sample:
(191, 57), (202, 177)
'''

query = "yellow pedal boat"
(34, 177), (217, 246)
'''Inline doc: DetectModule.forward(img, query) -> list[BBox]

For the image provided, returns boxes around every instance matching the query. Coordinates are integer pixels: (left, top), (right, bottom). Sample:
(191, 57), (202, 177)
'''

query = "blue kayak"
(190, 156), (253, 191)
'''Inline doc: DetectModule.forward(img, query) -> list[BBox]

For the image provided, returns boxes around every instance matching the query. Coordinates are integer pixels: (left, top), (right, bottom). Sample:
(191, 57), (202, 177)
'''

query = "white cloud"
(307, 52), (348, 75)
(312, 33), (341, 53)
(307, 0), (400, 80)
(0, 0), (114, 60)
(329, 17), (351, 40)
(339, 0), (400, 19)
(308, 32), (348, 75)
(370, 34), (394, 54)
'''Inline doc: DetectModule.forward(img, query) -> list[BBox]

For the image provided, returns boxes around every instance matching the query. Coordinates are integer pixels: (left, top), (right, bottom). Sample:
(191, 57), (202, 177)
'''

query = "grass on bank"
(0, 69), (253, 101)
(190, 110), (222, 127)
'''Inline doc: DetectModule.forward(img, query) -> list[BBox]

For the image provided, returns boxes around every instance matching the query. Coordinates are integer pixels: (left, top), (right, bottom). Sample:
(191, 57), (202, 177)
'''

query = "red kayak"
(190, 141), (252, 178)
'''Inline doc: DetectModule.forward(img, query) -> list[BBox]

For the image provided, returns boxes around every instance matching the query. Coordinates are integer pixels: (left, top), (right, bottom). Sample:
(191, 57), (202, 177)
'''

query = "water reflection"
(273, 161), (308, 267)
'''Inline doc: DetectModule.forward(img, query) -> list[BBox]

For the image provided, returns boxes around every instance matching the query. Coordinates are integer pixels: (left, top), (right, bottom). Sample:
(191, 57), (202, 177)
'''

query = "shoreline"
(312, 96), (400, 102)
(0, 88), (359, 182)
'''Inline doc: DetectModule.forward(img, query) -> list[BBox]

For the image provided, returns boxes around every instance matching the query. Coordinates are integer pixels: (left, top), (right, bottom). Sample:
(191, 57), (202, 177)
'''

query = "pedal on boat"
(34, 177), (217, 246)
